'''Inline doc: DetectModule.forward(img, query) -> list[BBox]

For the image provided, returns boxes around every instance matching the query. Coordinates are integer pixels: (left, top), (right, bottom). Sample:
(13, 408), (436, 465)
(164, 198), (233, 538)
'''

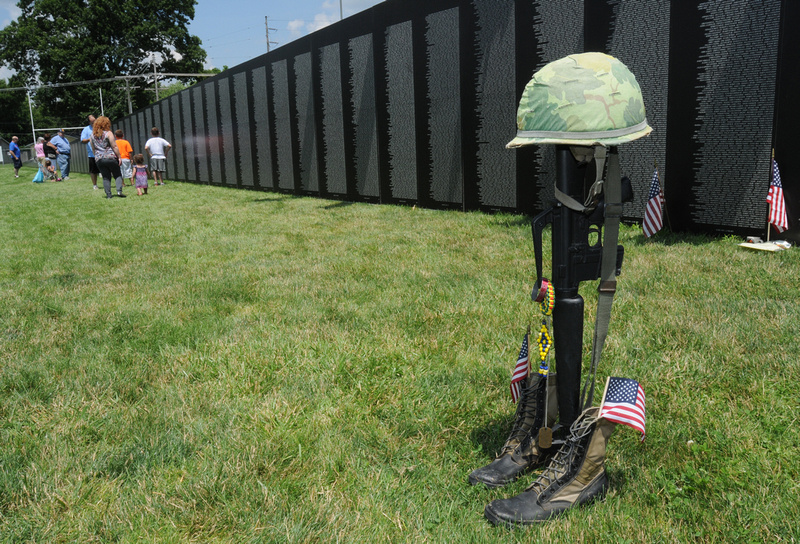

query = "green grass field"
(1, 164), (798, 543)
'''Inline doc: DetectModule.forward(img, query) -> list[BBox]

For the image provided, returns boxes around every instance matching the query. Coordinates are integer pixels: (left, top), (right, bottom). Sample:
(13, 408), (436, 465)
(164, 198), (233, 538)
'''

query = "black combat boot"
(468, 373), (558, 488)
(484, 406), (615, 526)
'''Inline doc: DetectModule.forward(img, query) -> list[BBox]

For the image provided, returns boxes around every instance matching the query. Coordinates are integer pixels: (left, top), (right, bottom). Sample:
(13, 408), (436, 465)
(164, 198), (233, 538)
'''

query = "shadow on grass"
(249, 193), (355, 210)
(622, 225), (721, 248)
(606, 465), (629, 492)
(494, 214), (532, 227)
(469, 416), (514, 460)
(635, 234), (722, 247)
(322, 200), (356, 210)
(251, 193), (295, 203)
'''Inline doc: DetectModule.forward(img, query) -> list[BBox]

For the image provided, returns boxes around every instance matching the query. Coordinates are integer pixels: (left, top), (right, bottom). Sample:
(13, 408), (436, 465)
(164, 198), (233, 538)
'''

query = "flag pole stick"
(766, 150), (774, 241)
(525, 323), (531, 371)
(655, 159), (672, 231)
(598, 376), (611, 411)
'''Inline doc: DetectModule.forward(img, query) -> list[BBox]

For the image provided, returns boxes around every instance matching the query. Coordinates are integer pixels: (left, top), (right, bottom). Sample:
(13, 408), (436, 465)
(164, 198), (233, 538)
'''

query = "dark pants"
(96, 158), (123, 197)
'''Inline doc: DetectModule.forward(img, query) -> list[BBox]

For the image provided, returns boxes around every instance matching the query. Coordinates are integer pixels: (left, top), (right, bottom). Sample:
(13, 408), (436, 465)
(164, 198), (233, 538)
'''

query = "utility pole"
(27, 90), (35, 143)
(152, 53), (159, 101)
(125, 78), (132, 114)
(265, 17), (278, 52)
(340, 0), (343, 20)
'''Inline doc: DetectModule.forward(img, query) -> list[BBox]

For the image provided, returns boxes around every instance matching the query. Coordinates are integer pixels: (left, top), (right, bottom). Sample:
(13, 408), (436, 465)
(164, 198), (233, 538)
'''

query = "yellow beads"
(539, 280), (555, 316)
(536, 279), (554, 375)
(537, 321), (552, 376)
(537, 322), (551, 359)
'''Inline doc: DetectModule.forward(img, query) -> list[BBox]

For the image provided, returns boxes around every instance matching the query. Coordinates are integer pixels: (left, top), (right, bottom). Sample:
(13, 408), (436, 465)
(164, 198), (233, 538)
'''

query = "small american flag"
(600, 377), (646, 441)
(510, 333), (530, 403)
(767, 159), (788, 233)
(643, 169), (664, 238)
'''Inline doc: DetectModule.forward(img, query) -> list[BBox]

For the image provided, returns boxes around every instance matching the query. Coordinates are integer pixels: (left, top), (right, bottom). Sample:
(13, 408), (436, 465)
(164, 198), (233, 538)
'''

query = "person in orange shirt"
(115, 129), (134, 186)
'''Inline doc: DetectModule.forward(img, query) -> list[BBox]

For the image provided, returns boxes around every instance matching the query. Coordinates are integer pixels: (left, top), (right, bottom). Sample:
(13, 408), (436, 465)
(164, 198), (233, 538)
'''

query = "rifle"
(530, 146), (631, 434)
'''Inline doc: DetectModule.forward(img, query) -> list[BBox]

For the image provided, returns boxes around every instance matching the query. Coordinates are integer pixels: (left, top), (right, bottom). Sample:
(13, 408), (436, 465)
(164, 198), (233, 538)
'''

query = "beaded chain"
(535, 279), (555, 376)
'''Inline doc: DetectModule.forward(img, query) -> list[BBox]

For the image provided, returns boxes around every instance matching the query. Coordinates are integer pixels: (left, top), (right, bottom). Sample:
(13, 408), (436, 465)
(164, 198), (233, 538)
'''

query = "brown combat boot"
(483, 406), (615, 526)
(468, 373), (558, 488)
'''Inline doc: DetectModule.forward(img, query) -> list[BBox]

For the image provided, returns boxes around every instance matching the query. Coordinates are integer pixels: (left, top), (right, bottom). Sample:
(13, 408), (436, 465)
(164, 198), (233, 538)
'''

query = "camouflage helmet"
(507, 52), (652, 148)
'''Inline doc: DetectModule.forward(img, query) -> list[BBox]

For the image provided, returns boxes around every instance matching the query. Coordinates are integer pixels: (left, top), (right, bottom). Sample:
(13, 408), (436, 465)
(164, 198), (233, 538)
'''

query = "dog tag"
(538, 427), (553, 449)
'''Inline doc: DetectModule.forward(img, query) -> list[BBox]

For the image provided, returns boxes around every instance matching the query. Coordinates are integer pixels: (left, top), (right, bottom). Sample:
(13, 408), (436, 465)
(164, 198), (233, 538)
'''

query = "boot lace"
(526, 411), (596, 496)
(499, 376), (546, 456)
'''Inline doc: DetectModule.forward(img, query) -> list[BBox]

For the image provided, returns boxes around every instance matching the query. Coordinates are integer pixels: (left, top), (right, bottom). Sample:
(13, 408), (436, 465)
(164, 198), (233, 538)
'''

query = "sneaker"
(117, 192), (127, 198)
(93, 185), (99, 190)
(64, 176), (70, 181)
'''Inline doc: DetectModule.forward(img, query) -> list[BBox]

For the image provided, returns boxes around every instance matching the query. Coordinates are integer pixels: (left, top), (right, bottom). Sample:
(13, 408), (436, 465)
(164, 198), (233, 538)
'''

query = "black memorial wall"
(90, 0), (797, 236)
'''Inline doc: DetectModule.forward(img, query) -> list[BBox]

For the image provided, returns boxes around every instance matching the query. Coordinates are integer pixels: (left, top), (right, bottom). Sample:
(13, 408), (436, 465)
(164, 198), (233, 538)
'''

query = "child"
(132, 153), (149, 196)
(43, 159), (57, 181)
(144, 127), (171, 185)
(115, 129), (134, 186)
(35, 137), (46, 168)
(43, 135), (61, 181)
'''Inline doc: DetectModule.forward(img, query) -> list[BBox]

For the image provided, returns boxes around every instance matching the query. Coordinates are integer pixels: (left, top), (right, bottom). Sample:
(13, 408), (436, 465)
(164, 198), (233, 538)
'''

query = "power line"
(203, 37), (260, 49)
(200, 26), (262, 42)
(0, 72), (214, 93)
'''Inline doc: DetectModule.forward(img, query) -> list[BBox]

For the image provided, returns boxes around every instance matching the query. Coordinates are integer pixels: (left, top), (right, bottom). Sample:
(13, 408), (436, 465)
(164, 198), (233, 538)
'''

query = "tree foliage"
(0, 0), (207, 129)
(0, 76), (33, 142)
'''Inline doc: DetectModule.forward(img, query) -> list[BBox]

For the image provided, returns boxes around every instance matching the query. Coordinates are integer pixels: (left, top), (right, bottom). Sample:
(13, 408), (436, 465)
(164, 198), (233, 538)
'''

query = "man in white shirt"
(144, 127), (172, 186)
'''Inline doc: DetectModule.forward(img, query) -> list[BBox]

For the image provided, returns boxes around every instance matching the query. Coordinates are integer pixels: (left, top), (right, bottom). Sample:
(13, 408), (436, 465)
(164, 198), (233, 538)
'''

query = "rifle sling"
(580, 148), (621, 410)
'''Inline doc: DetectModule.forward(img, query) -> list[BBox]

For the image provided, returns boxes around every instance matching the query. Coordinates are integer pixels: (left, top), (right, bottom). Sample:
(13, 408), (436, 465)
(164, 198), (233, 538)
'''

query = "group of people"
(7, 114), (173, 200)
(32, 130), (71, 182)
(80, 114), (172, 199)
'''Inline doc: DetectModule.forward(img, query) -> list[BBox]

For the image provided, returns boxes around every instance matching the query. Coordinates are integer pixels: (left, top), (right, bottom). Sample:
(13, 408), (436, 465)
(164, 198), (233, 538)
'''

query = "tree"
(0, 77), (33, 142)
(0, 0), (207, 125)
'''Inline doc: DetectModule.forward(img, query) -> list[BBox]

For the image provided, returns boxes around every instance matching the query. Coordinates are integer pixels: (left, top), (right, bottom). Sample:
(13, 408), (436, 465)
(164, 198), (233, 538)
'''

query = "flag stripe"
(600, 377), (646, 441)
(600, 407), (645, 427)
(767, 159), (788, 233)
(510, 382), (521, 403)
(512, 367), (528, 381)
(643, 169), (664, 238)
(510, 333), (530, 403)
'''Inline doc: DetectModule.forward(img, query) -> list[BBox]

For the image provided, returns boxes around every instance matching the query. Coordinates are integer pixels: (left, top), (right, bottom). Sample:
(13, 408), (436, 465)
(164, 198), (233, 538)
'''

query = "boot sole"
(484, 502), (552, 527)
(483, 473), (609, 527)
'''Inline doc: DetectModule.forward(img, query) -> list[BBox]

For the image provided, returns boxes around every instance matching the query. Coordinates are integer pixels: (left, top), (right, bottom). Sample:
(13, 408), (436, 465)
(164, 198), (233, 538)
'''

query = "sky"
(0, 0), (384, 78)
(190, 0), (385, 70)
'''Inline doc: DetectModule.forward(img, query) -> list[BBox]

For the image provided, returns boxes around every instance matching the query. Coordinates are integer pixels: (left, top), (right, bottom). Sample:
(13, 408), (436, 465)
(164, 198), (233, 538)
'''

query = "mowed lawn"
(1, 164), (799, 543)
